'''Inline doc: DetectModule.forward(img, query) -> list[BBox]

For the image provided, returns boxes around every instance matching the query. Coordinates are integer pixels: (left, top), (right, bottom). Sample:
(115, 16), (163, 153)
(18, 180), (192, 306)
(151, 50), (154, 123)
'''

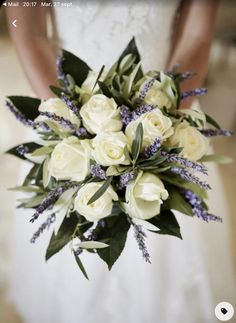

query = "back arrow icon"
(12, 20), (17, 28)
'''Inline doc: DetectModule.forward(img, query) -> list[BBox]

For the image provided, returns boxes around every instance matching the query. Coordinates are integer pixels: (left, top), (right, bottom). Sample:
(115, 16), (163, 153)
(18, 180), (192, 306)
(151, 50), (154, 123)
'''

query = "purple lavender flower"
(132, 104), (156, 120)
(161, 152), (208, 174)
(74, 248), (83, 257)
(16, 145), (29, 156)
(166, 63), (180, 76)
(144, 138), (162, 158)
(85, 219), (106, 241)
(56, 55), (69, 86)
(30, 213), (56, 243)
(117, 171), (135, 189)
(75, 127), (88, 138)
(181, 88), (207, 100)
(180, 71), (196, 82)
(30, 182), (78, 223)
(139, 78), (156, 101)
(183, 190), (222, 222)
(39, 112), (78, 132)
(120, 105), (132, 126)
(61, 93), (80, 116)
(171, 166), (211, 190)
(133, 224), (151, 263)
(6, 100), (34, 128)
(90, 164), (107, 180)
(200, 129), (233, 137)
(36, 121), (51, 132)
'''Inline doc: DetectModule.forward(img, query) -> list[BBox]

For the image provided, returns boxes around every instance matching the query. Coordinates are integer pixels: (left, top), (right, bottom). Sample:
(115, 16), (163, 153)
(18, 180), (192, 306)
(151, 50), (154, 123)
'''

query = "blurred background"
(0, 1), (236, 322)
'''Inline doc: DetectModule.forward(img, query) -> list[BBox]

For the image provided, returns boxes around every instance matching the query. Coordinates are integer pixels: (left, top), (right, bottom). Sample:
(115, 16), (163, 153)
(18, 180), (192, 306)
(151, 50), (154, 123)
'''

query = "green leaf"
(61, 50), (91, 86)
(43, 156), (51, 188)
(159, 173), (207, 199)
(49, 85), (65, 97)
(97, 215), (130, 270)
(23, 164), (41, 185)
(31, 146), (53, 157)
(9, 185), (42, 193)
(123, 145), (132, 163)
(138, 156), (168, 169)
(117, 37), (141, 66)
(44, 120), (66, 138)
(87, 177), (113, 205)
(131, 123), (143, 164)
(98, 81), (113, 98)
(104, 62), (118, 82)
(17, 194), (47, 208)
(7, 96), (41, 121)
(163, 188), (194, 216)
(46, 212), (78, 261)
(6, 142), (42, 161)
(73, 252), (89, 280)
(78, 241), (109, 249)
(92, 65), (105, 91)
(149, 210), (182, 239)
(53, 188), (78, 234)
(205, 113), (221, 129)
(200, 154), (233, 164)
(122, 61), (141, 98)
(118, 54), (137, 75)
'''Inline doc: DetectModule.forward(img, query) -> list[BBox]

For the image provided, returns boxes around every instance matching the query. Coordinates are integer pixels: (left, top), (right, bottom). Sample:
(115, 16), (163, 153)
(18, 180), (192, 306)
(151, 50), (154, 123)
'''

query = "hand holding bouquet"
(6, 38), (233, 278)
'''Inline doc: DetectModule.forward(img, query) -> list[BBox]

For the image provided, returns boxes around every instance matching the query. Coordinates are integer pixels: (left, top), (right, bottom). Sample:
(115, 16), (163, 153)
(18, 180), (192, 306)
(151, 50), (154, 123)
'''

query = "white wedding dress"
(9, 1), (236, 323)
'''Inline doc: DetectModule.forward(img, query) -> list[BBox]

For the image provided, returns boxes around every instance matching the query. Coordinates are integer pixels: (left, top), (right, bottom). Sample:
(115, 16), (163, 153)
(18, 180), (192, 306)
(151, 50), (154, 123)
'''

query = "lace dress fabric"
(9, 2), (236, 323)
(55, 0), (179, 71)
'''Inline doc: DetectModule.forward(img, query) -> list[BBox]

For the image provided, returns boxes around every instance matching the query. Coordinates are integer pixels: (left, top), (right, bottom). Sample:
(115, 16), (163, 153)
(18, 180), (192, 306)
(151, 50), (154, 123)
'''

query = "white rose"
(92, 131), (131, 167)
(80, 94), (122, 134)
(123, 171), (168, 220)
(169, 121), (209, 161)
(37, 98), (80, 129)
(125, 108), (173, 150)
(74, 182), (118, 222)
(49, 136), (91, 181)
(139, 73), (177, 109)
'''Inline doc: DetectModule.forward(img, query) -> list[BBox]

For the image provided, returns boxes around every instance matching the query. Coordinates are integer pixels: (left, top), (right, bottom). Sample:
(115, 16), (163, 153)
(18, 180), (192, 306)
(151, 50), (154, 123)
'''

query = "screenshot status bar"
(1, 2), (73, 7)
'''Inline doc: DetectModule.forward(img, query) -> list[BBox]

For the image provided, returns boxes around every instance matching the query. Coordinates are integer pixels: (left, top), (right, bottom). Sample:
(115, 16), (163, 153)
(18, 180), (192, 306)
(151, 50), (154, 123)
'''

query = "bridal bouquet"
(6, 38), (232, 278)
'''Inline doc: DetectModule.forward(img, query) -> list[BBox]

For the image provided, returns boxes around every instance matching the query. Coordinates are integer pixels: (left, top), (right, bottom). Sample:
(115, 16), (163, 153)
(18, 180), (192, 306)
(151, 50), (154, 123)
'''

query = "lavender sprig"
(16, 145), (30, 156)
(86, 219), (106, 241)
(30, 182), (78, 223)
(75, 127), (88, 138)
(117, 171), (135, 189)
(30, 213), (56, 243)
(143, 137), (162, 158)
(139, 78), (156, 100)
(6, 100), (34, 128)
(132, 104), (156, 120)
(120, 105), (132, 126)
(200, 129), (233, 137)
(133, 224), (151, 263)
(183, 190), (222, 222)
(39, 112), (78, 132)
(74, 248), (83, 257)
(61, 93), (80, 116)
(161, 152), (207, 174)
(180, 71), (196, 82)
(120, 104), (156, 127)
(181, 88), (207, 100)
(56, 55), (69, 86)
(166, 63), (180, 76)
(171, 166), (211, 190)
(90, 164), (107, 180)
